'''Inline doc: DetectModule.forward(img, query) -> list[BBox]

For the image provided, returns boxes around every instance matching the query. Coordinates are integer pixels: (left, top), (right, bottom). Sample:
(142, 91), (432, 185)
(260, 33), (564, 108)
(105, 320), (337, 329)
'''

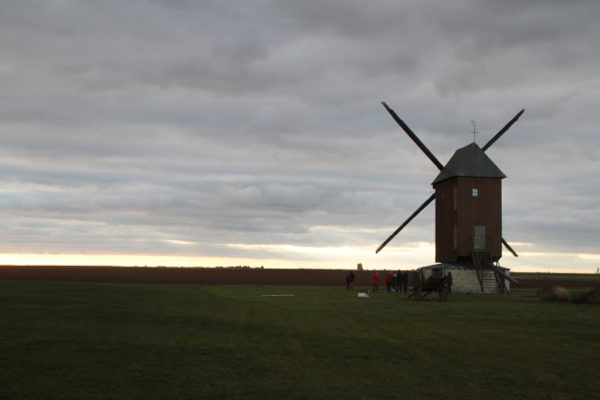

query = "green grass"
(1, 281), (599, 399)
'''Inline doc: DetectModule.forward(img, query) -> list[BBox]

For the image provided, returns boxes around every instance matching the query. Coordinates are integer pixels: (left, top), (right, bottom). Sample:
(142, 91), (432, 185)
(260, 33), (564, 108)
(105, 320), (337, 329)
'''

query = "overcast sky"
(1, 0), (599, 271)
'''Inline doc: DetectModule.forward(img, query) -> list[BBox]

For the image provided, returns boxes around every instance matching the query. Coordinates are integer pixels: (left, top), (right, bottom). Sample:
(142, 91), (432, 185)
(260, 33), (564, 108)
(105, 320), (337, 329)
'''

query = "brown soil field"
(0, 266), (386, 287)
(1, 266), (598, 289)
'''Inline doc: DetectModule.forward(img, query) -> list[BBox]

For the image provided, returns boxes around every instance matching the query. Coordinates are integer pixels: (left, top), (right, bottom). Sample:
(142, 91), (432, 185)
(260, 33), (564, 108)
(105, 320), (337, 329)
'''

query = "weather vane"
(471, 120), (478, 143)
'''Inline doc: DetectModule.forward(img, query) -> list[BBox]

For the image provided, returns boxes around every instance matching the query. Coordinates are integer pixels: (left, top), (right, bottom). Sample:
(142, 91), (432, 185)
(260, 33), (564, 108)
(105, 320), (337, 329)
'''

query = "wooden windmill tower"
(376, 102), (524, 293)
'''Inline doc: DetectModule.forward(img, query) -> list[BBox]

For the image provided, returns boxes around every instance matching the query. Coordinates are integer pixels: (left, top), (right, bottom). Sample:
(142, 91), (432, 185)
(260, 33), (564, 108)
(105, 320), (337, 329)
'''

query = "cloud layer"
(1, 1), (599, 270)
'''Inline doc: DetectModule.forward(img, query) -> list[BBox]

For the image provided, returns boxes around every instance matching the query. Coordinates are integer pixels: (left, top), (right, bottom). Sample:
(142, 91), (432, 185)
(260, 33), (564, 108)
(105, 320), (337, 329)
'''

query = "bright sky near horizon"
(1, 1), (599, 273)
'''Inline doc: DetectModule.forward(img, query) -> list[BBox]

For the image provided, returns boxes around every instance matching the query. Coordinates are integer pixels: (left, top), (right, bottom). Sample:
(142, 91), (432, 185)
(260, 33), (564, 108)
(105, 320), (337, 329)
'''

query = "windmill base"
(420, 262), (511, 294)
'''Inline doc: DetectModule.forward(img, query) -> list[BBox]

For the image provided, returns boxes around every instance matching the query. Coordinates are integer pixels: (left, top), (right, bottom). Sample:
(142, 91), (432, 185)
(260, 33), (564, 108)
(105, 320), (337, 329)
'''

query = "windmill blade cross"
(377, 104), (524, 255)
(376, 193), (436, 254)
(382, 102), (444, 171)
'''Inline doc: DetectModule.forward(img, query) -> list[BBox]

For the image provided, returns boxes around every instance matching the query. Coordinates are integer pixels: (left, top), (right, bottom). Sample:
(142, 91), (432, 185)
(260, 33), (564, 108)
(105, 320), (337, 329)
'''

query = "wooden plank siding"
(434, 177), (502, 262)
(434, 178), (457, 262)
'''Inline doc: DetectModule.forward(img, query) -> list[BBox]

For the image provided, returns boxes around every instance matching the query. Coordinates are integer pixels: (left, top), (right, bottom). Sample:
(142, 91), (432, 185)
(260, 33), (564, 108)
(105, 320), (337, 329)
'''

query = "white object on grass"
(358, 293), (369, 298)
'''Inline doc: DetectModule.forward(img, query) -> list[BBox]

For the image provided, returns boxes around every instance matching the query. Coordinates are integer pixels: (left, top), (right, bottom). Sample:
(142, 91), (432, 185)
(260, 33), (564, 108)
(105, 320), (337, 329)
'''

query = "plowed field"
(0, 265), (377, 287)
(1, 265), (599, 289)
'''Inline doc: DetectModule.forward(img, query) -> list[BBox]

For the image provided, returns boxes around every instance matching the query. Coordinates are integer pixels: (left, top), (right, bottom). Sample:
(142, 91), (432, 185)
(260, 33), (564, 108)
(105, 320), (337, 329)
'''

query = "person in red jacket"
(372, 272), (379, 292)
(385, 272), (393, 292)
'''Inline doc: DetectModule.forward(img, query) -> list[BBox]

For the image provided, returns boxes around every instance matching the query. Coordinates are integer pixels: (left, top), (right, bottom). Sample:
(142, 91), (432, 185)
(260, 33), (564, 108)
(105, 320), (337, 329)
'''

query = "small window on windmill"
(472, 188), (478, 197)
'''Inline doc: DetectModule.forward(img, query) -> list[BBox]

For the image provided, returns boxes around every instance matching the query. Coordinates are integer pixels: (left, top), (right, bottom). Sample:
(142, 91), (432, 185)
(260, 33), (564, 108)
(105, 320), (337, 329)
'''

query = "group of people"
(347, 269), (453, 294)
(360, 271), (408, 292)
(345, 271), (356, 289)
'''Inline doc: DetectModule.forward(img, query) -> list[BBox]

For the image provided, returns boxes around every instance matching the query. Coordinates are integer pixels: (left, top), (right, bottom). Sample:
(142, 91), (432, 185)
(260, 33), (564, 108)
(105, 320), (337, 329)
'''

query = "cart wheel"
(439, 286), (448, 301)
(414, 277), (422, 301)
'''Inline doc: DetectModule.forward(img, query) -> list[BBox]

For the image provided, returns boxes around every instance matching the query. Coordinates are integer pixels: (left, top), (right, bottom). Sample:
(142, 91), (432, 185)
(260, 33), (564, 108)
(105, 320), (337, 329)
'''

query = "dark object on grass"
(571, 288), (600, 305)
(537, 287), (571, 302)
(586, 288), (600, 304)
(538, 286), (600, 304)
(408, 268), (449, 301)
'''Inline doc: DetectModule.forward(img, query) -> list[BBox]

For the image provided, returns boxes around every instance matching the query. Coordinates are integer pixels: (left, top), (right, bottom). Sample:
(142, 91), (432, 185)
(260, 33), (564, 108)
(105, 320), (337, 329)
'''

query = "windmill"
(376, 102), (524, 293)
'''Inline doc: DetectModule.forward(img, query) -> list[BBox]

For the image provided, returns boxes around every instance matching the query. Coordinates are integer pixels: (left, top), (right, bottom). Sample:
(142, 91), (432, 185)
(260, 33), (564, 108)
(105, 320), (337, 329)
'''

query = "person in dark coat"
(402, 270), (409, 293)
(391, 274), (397, 292)
(346, 273), (352, 289)
(349, 271), (355, 289)
(447, 272), (453, 294)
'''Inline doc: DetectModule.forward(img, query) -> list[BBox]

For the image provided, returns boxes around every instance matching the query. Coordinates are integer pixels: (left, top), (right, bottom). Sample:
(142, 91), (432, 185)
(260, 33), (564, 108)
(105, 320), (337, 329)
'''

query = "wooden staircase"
(472, 250), (505, 293)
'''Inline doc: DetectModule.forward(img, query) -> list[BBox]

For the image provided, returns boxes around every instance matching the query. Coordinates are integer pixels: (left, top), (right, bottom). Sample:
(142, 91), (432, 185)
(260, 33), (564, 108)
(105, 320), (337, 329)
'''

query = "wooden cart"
(408, 268), (449, 301)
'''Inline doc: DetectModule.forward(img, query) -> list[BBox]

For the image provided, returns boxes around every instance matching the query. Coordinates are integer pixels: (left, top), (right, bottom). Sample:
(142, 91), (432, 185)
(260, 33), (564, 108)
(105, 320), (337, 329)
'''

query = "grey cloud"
(0, 0), (598, 266)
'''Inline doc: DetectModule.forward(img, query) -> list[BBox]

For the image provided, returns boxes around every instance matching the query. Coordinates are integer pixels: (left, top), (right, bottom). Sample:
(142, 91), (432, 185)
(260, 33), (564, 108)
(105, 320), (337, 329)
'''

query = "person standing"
(391, 274), (397, 293)
(372, 272), (379, 292)
(385, 272), (393, 292)
(349, 271), (355, 289)
(402, 270), (409, 293)
(346, 273), (352, 290)
(397, 271), (403, 292)
(447, 272), (453, 294)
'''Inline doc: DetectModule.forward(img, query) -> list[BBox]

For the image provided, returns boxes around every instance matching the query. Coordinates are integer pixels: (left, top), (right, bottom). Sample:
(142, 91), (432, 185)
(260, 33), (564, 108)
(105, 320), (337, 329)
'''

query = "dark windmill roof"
(432, 142), (506, 185)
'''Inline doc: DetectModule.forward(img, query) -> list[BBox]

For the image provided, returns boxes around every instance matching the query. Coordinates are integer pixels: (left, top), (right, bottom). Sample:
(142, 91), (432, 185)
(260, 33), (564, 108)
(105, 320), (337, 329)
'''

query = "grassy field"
(1, 280), (599, 400)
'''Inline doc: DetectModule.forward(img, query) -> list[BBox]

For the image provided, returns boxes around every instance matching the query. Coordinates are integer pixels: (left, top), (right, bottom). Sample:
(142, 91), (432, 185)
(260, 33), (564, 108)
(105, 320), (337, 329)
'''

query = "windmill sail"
(382, 102), (444, 171)
(481, 109), (525, 152)
(376, 193), (435, 254)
